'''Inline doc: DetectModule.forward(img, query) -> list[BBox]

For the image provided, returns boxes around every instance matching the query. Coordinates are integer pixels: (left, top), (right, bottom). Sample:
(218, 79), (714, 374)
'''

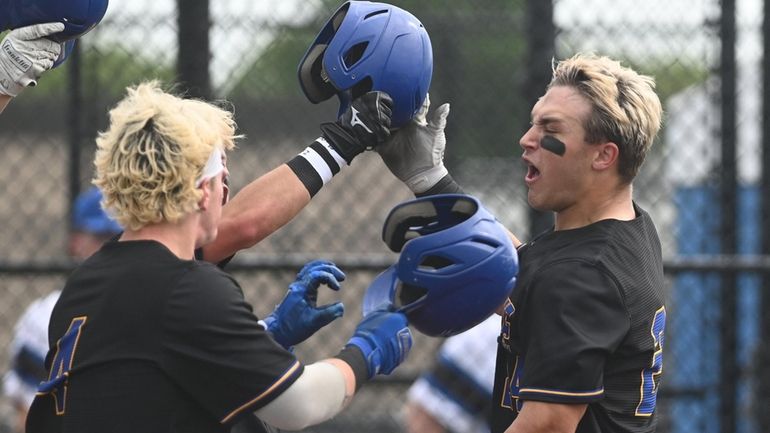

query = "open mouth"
(525, 163), (541, 184)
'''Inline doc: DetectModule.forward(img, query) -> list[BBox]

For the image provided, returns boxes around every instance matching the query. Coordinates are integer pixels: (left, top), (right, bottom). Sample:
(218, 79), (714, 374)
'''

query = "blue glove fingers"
(291, 268), (344, 304)
(301, 263), (345, 283)
(308, 269), (343, 291)
(309, 301), (345, 328)
(297, 259), (335, 278)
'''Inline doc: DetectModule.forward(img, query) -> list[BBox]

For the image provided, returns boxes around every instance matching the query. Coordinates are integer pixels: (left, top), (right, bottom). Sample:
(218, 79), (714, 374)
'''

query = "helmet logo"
(350, 106), (373, 133)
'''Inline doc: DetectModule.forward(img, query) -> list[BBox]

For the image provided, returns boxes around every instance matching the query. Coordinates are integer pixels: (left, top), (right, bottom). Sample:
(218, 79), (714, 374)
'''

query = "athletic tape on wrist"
(287, 137), (349, 197)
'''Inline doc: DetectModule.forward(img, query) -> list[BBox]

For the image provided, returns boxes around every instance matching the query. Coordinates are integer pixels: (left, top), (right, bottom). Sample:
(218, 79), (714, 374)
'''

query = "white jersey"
(3, 290), (60, 408)
(407, 314), (500, 433)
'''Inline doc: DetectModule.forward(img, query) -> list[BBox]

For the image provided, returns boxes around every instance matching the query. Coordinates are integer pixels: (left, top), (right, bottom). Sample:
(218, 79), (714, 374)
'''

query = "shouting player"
(378, 53), (666, 433)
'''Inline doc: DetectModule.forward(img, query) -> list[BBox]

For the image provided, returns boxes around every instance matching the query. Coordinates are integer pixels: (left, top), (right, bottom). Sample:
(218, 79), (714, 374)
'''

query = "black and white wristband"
(286, 137), (349, 197)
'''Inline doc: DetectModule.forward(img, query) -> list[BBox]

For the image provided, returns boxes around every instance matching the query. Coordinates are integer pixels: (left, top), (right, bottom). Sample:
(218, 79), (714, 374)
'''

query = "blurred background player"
(2, 186), (121, 433)
(404, 315), (499, 433)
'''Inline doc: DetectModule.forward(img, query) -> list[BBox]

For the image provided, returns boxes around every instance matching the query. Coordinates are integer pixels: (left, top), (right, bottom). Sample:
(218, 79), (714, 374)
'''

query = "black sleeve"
(160, 264), (303, 424)
(194, 247), (234, 269)
(518, 260), (629, 403)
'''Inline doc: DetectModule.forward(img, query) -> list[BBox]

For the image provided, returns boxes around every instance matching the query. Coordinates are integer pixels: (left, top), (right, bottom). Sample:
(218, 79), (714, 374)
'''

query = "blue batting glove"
(346, 310), (412, 378)
(261, 260), (346, 350)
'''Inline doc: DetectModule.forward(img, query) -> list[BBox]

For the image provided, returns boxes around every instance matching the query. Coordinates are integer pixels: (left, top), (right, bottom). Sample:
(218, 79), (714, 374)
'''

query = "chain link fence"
(0, 0), (766, 432)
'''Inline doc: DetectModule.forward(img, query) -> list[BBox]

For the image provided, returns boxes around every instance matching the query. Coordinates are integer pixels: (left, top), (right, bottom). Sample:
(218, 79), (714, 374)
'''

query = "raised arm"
(201, 91), (393, 263)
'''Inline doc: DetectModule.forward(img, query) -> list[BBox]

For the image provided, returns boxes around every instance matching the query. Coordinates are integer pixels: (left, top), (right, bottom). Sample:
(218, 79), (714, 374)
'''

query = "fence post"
(177, 0), (211, 99)
(719, 0), (738, 431)
(67, 42), (83, 231)
(523, 0), (555, 237)
(759, 0), (770, 429)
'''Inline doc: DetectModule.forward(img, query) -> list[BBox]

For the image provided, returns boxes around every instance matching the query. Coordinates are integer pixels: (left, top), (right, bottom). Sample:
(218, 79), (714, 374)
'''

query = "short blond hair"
(93, 81), (237, 230)
(549, 53), (662, 183)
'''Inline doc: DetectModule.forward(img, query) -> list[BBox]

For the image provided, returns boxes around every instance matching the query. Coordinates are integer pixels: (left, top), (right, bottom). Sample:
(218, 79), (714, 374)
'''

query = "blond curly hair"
(93, 81), (237, 230)
(549, 53), (662, 183)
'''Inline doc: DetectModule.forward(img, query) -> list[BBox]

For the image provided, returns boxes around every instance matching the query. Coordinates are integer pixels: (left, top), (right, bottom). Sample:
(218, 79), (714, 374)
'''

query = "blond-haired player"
(26, 81), (411, 433)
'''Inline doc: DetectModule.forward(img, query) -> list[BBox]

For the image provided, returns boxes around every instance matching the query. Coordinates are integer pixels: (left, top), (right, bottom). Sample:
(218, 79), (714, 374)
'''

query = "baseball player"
(378, 53), (666, 433)
(0, 22), (65, 113)
(25, 81), (410, 433)
(2, 186), (122, 433)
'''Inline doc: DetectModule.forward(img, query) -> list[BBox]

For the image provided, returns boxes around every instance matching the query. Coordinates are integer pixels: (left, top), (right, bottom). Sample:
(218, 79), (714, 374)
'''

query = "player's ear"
(198, 178), (212, 212)
(592, 141), (619, 172)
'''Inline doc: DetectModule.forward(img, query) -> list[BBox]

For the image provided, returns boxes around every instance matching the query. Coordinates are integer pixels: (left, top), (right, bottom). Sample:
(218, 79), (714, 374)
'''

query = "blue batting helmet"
(72, 186), (121, 235)
(0, 0), (109, 42)
(298, 1), (433, 128)
(363, 194), (518, 337)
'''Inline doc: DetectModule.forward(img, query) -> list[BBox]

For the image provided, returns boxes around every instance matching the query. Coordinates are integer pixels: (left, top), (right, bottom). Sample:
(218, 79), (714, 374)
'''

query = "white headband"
(196, 147), (224, 186)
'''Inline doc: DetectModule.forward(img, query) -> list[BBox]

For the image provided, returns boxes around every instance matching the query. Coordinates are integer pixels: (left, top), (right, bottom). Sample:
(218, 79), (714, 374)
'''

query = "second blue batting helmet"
(72, 186), (122, 235)
(363, 194), (519, 337)
(298, 1), (433, 128)
(0, 0), (109, 42)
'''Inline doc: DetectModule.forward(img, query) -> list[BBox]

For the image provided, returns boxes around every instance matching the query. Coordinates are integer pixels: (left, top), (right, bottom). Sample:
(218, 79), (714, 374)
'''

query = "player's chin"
(526, 190), (550, 212)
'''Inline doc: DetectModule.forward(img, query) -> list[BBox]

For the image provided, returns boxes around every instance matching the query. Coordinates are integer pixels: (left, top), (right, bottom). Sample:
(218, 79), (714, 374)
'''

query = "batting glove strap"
(287, 137), (349, 197)
(258, 316), (294, 352)
(415, 173), (464, 198)
(345, 311), (412, 379)
(346, 336), (381, 379)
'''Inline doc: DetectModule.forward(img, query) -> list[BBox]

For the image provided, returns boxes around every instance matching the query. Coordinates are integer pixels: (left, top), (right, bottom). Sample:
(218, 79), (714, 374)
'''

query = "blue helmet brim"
(362, 264), (399, 317)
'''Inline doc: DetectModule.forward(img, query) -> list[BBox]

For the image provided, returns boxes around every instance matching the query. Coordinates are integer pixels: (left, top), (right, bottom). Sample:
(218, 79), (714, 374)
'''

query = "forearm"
(0, 94), (11, 113)
(508, 229), (522, 248)
(203, 164), (310, 263)
(504, 401), (586, 433)
(254, 358), (356, 430)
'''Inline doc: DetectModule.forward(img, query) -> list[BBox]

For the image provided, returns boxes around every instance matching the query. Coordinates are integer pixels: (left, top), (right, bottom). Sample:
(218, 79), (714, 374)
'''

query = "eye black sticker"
(541, 135), (566, 156)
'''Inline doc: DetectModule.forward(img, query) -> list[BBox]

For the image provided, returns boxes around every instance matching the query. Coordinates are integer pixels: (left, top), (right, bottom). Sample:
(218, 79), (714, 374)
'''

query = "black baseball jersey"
(491, 204), (666, 433)
(26, 240), (302, 433)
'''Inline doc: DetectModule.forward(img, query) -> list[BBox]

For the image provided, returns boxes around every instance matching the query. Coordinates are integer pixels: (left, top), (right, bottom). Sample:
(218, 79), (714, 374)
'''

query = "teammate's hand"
(376, 94), (451, 194)
(320, 91), (393, 164)
(0, 22), (65, 97)
(346, 310), (412, 378)
(261, 260), (345, 350)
